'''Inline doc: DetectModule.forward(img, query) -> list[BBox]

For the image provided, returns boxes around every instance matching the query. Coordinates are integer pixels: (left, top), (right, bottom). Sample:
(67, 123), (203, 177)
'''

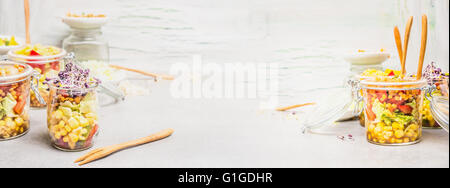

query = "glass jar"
(422, 78), (448, 128)
(7, 46), (66, 108)
(359, 78), (427, 145)
(63, 28), (109, 62)
(47, 83), (99, 151)
(0, 61), (45, 140)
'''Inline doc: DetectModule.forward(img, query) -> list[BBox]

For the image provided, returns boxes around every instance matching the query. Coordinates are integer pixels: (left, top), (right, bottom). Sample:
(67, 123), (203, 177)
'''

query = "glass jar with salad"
(0, 61), (45, 140)
(7, 44), (66, 108)
(421, 62), (449, 129)
(352, 69), (402, 127)
(359, 77), (427, 145)
(47, 61), (100, 151)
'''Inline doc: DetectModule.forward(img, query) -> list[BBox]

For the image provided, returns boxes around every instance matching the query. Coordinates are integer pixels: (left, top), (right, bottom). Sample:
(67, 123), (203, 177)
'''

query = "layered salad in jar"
(0, 63), (31, 140)
(9, 44), (65, 107)
(362, 76), (425, 145)
(357, 69), (402, 127)
(421, 62), (449, 128)
(47, 61), (100, 151)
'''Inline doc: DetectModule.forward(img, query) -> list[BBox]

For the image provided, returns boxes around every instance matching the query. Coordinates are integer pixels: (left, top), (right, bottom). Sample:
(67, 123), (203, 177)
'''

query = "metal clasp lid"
(348, 79), (364, 116)
(30, 70), (47, 105)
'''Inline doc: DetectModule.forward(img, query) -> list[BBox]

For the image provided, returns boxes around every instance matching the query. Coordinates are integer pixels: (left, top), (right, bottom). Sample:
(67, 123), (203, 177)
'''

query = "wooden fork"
(74, 128), (174, 166)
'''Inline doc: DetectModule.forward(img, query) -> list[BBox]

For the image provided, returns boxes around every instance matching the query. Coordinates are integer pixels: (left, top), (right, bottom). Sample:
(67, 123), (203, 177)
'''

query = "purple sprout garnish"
(423, 62), (449, 85)
(48, 60), (101, 90)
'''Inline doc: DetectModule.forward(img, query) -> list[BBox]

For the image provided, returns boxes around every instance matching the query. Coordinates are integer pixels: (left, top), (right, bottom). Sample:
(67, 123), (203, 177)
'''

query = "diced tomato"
(388, 71), (395, 76)
(375, 91), (388, 103)
(26, 63), (45, 73)
(50, 61), (60, 71)
(388, 98), (405, 105)
(398, 105), (412, 114)
(29, 50), (41, 56)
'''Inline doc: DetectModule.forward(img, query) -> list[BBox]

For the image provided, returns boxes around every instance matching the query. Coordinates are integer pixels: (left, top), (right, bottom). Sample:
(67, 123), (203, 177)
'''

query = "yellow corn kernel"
(376, 122), (385, 127)
(79, 135), (86, 141)
(14, 117), (24, 126)
(383, 126), (393, 131)
(383, 131), (393, 139)
(396, 139), (403, 143)
(78, 116), (89, 127)
(87, 118), (95, 125)
(368, 124), (375, 132)
(63, 136), (69, 143)
(389, 138), (396, 143)
(409, 124), (419, 131)
(72, 127), (82, 135)
(6, 119), (16, 128)
(64, 125), (72, 133)
(0, 120), (5, 127)
(403, 138), (410, 143)
(81, 128), (88, 135)
(405, 131), (414, 138)
(57, 121), (65, 128)
(54, 110), (63, 119)
(374, 127), (383, 134)
(392, 122), (404, 130)
(55, 132), (61, 139)
(69, 133), (79, 143)
(60, 129), (68, 136)
(68, 117), (79, 129)
(379, 139), (386, 144)
(394, 130), (404, 138)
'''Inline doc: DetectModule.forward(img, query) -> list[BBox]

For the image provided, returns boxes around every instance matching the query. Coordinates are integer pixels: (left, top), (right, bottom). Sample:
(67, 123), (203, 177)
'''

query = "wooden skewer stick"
(74, 128), (174, 166)
(393, 26), (403, 64)
(417, 14), (428, 80)
(109, 64), (174, 81)
(401, 16), (414, 76)
(276, 102), (316, 111)
(24, 0), (31, 44)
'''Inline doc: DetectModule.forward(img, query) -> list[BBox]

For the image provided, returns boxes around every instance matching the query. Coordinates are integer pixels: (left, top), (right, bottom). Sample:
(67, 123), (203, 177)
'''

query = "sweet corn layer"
(420, 88), (443, 128)
(48, 108), (97, 150)
(49, 110), (97, 149)
(0, 117), (28, 139)
(366, 122), (421, 144)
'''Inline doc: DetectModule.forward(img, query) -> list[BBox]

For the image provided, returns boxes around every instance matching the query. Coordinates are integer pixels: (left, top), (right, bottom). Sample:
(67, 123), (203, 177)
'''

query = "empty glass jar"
(63, 28), (109, 62)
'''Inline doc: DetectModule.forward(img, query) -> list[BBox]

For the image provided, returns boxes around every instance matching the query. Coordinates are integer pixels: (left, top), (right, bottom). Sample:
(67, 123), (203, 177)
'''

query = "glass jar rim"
(48, 82), (99, 91)
(0, 61), (33, 82)
(7, 48), (67, 63)
(360, 77), (427, 89)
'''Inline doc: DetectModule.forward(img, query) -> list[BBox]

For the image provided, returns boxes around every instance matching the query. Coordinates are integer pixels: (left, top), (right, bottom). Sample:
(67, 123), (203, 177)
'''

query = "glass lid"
(300, 87), (357, 133)
(0, 61), (33, 81)
(430, 95), (449, 132)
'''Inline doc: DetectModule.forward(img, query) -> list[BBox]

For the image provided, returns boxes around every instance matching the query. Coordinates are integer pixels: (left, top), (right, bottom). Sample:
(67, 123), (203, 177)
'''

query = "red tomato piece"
(388, 71), (395, 76)
(29, 50), (41, 56)
(398, 105), (412, 114)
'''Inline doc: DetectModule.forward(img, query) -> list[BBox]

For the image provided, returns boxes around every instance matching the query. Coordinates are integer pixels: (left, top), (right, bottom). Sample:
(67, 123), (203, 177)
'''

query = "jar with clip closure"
(0, 61), (46, 140)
